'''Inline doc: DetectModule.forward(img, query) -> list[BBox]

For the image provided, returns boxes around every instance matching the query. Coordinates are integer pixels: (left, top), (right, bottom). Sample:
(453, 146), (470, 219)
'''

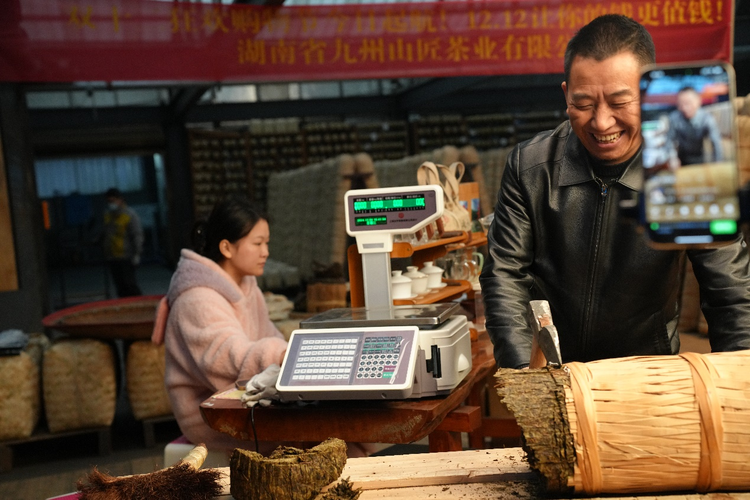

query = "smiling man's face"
(562, 51), (643, 165)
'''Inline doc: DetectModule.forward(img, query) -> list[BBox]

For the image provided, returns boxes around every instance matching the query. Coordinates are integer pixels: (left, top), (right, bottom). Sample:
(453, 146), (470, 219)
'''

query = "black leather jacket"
(479, 121), (750, 368)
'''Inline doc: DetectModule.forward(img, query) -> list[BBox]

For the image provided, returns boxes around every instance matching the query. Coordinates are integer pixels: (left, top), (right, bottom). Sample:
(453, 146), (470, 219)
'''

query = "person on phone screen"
(480, 14), (750, 369)
(668, 86), (725, 166)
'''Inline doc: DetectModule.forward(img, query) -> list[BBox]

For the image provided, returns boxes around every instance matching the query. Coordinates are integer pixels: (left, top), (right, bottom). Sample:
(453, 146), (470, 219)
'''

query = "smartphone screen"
(640, 62), (740, 248)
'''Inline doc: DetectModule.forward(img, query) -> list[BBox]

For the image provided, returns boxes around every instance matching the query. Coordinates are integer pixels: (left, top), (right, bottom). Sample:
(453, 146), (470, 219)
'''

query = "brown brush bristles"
(77, 462), (223, 500)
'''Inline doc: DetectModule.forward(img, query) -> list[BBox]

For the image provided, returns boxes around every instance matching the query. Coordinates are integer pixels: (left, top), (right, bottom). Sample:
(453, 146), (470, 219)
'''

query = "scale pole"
(361, 252), (393, 309)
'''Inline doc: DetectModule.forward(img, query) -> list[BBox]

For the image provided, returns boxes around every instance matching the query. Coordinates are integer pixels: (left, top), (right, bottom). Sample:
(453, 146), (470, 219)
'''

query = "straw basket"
(496, 349), (750, 495)
(125, 341), (172, 421)
(43, 339), (117, 433)
(0, 352), (40, 441)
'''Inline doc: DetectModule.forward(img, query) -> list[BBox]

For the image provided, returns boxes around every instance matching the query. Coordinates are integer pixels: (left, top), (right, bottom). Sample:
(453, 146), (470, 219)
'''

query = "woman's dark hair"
(564, 14), (656, 82)
(192, 196), (269, 263)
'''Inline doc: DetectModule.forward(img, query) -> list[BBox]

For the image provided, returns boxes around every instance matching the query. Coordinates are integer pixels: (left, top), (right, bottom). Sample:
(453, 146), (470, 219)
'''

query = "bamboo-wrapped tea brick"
(496, 350), (750, 496)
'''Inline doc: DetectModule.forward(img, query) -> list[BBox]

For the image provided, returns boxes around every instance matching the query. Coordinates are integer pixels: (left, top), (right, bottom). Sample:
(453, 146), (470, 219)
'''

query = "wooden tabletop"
(200, 332), (496, 448)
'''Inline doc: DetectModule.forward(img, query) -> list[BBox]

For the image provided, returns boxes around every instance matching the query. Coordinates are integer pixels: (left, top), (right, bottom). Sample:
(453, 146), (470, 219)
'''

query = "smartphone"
(639, 61), (740, 248)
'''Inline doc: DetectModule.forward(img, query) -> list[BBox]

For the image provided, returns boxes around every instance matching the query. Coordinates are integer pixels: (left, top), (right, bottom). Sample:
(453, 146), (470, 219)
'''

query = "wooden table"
(200, 332), (498, 452)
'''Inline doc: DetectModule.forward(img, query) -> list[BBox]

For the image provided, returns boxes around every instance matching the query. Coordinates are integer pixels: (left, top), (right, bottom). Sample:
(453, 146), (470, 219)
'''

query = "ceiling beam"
(185, 94), (401, 123)
(168, 86), (212, 121)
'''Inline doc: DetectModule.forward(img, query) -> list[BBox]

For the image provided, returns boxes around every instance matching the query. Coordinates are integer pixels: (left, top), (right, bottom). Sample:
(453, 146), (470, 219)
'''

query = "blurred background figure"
(102, 188), (143, 297)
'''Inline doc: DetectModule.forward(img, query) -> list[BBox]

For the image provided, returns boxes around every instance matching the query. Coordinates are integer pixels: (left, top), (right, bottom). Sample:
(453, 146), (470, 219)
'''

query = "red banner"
(0, 0), (733, 83)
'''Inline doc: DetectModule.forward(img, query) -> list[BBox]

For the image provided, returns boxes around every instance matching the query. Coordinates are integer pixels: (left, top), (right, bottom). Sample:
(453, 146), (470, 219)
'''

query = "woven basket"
(42, 339), (117, 433)
(0, 352), (40, 441)
(126, 341), (172, 420)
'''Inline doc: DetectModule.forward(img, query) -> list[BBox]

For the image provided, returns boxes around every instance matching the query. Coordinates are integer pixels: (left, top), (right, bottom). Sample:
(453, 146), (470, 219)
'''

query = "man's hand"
(132, 254), (141, 266)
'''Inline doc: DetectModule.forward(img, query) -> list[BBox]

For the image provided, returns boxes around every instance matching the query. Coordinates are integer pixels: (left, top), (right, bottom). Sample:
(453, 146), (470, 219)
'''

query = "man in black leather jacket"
(479, 14), (750, 369)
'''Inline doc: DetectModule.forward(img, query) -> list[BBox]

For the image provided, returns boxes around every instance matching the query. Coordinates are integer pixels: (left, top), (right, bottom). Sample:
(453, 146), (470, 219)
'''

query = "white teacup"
(420, 261), (444, 288)
(404, 266), (429, 295)
(391, 270), (413, 299)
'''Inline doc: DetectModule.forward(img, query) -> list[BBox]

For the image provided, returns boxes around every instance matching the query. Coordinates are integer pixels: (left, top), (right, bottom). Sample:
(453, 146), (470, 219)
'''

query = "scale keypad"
(357, 336), (402, 380)
(290, 335), (402, 383)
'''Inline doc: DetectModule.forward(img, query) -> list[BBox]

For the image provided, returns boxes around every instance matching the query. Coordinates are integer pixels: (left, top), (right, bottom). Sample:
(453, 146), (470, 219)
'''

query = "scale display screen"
(355, 216), (388, 226)
(353, 195), (426, 213)
(345, 186), (441, 235)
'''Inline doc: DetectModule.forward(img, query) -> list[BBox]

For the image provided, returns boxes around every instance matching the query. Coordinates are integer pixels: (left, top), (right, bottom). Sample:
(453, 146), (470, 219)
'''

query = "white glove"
(241, 364), (281, 407)
(132, 254), (141, 266)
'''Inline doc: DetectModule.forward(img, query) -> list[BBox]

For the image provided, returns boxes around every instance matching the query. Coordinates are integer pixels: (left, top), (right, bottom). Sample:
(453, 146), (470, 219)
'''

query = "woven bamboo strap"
(569, 353), (725, 495)
(566, 361), (602, 494)
(679, 352), (724, 492)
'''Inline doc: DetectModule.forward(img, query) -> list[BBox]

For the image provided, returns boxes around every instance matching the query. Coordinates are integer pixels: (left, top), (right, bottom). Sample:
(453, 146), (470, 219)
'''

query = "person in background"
(151, 196), (286, 454)
(151, 196), (374, 457)
(479, 14), (750, 369)
(668, 86), (725, 166)
(103, 187), (143, 297)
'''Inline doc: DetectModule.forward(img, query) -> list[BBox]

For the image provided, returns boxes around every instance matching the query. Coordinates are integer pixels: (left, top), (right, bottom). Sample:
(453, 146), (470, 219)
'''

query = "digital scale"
(276, 186), (473, 401)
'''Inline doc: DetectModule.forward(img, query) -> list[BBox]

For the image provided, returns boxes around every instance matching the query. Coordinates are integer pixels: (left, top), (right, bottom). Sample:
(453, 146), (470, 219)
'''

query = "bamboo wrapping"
(126, 340), (172, 420)
(43, 339), (117, 433)
(0, 352), (39, 441)
(563, 350), (750, 495)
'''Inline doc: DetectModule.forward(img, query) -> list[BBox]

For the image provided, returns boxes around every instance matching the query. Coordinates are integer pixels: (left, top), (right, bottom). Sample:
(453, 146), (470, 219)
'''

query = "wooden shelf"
(392, 232), (469, 258)
(348, 231), (484, 308)
(393, 280), (471, 306)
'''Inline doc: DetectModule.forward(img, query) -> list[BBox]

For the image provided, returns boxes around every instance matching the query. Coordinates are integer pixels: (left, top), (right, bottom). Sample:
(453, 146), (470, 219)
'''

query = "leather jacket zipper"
(596, 177), (610, 197)
(582, 177), (610, 355)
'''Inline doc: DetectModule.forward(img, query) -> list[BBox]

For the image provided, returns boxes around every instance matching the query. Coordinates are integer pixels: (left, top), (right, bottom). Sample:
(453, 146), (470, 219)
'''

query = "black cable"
(250, 404), (259, 453)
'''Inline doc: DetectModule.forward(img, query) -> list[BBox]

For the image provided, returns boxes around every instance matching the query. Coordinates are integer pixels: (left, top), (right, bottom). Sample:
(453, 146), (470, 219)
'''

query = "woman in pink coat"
(152, 197), (288, 453)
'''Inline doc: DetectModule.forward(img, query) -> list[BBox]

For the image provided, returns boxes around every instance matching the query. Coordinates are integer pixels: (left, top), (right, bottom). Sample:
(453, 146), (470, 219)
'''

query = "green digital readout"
(353, 195), (426, 213)
(355, 216), (388, 226)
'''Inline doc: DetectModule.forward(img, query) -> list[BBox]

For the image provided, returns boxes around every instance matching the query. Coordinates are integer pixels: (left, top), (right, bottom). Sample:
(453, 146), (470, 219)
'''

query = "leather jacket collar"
(558, 127), (643, 192)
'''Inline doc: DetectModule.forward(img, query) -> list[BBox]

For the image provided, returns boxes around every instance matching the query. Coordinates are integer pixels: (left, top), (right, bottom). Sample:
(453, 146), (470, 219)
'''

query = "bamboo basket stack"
(43, 338), (117, 433)
(496, 349), (750, 496)
(126, 340), (172, 421)
(0, 333), (50, 441)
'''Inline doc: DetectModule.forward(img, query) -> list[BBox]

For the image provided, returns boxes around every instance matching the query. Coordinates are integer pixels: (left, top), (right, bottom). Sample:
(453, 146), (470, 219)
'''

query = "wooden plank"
(203, 447), (750, 499)
(0, 131), (18, 292)
(354, 487), (750, 500)
(331, 448), (533, 490)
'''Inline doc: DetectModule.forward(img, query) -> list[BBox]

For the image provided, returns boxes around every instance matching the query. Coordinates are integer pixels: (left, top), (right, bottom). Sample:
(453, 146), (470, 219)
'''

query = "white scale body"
(276, 314), (472, 401)
(276, 185), (473, 401)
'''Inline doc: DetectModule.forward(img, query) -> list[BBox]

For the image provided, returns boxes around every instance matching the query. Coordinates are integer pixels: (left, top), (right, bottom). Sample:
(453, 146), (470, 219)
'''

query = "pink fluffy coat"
(152, 249), (287, 451)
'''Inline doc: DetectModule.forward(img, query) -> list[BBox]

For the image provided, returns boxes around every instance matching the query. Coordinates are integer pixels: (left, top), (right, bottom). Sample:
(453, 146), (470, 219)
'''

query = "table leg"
(467, 374), (490, 449)
(428, 430), (463, 452)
